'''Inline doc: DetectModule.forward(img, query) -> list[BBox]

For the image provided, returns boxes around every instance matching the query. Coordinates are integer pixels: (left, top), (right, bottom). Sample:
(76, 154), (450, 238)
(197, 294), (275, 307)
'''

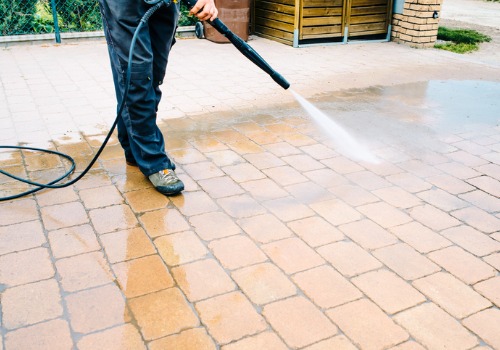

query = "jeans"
(98, 0), (179, 175)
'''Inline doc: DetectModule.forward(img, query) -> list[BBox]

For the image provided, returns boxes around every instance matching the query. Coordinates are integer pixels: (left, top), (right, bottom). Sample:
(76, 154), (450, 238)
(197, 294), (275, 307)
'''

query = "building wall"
(391, 0), (442, 48)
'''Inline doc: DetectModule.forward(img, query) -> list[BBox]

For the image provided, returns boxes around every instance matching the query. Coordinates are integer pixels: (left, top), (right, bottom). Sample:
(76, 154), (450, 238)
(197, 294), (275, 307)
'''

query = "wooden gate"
(253, 0), (393, 46)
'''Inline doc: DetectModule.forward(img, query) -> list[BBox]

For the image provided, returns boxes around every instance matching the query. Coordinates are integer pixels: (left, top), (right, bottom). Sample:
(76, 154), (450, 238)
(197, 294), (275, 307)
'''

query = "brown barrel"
(204, 0), (251, 43)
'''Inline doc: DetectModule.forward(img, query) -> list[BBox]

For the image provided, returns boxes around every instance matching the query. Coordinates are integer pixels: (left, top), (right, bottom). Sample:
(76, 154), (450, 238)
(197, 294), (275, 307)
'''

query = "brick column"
(391, 0), (442, 48)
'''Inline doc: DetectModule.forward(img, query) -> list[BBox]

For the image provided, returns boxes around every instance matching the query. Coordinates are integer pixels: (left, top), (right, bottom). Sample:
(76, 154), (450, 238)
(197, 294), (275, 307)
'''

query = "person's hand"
(189, 0), (218, 22)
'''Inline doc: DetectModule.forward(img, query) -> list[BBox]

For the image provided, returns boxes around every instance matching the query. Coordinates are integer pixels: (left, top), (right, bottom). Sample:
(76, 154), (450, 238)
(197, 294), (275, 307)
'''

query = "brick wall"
(391, 0), (442, 48)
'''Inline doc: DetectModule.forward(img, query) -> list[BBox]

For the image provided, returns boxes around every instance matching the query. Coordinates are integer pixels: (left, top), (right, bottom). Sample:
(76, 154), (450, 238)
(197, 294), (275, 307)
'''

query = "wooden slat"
(302, 0), (343, 7)
(351, 0), (388, 6)
(255, 0), (295, 6)
(255, 0), (295, 15)
(254, 25), (295, 40)
(351, 5), (387, 15)
(255, 16), (295, 32)
(257, 9), (295, 24)
(349, 14), (387, 24)
(302, 25), (343, 35)
(349, 22), (386, 33)
(302, 16), (342, 26)
(303, 7), (343, 17)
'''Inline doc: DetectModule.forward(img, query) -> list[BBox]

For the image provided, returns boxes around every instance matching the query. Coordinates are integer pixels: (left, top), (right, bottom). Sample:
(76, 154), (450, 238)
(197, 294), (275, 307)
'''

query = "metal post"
(50, 0), (61, 43)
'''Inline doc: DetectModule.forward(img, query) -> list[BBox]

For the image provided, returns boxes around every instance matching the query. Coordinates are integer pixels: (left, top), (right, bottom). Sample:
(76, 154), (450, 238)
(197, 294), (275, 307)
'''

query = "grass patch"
(435, 27), (491, 53)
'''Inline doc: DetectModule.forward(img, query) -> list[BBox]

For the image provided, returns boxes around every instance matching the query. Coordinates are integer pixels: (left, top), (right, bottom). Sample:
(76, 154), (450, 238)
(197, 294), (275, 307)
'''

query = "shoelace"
(159, 170), (179, 184)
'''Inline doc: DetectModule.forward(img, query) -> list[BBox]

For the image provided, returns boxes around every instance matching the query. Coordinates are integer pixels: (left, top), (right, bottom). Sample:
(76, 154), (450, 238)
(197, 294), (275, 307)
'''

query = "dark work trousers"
(98, 0), (179, 176)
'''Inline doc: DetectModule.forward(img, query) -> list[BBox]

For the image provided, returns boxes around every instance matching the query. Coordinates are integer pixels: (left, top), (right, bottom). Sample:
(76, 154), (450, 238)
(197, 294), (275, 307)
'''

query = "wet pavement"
(1, 11), (500, 350)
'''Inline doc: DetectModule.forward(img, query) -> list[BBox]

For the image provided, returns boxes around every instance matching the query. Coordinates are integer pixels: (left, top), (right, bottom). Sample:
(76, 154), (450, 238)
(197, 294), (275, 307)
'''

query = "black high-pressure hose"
(0, 0), (290, 201)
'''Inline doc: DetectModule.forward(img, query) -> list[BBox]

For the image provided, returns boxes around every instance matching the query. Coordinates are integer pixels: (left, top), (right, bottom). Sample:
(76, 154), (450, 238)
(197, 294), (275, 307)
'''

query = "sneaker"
(148, 169), (184, 195)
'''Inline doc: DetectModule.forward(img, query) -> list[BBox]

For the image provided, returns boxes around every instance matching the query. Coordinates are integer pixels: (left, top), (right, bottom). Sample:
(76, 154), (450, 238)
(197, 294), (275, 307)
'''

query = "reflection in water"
(309, 80), (500, 160)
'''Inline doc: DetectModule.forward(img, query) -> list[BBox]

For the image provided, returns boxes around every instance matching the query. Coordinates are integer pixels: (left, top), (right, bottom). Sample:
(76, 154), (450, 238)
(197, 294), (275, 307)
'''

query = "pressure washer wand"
(183, 0), (290, 90)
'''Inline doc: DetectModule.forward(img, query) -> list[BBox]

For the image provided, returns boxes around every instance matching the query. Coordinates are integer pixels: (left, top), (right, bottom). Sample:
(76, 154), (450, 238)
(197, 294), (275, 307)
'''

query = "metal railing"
(1, 0), (196, 42)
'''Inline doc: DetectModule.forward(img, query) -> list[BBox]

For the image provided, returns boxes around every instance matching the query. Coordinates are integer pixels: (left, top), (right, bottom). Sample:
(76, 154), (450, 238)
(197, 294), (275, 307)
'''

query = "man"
(98, 0), (218, 195)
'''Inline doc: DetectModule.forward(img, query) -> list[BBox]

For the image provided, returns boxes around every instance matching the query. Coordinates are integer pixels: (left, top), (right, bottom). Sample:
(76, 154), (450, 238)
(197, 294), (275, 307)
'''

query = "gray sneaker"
(148, 169), (184, 195)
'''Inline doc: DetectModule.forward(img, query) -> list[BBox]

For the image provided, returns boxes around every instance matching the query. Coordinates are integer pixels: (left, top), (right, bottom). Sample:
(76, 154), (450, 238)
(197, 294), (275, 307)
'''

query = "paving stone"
(440, 225), (500, 256)
(190, 211), (241, 240)
(287, 216), (344, 247)
(385, 173), (432, 193)
(339, 219), (398, 250)
(301, 335), (358, 350)
(262, 237), (325, 274)
(128, 287), (199, 341)
(78, 324), (146, 350)
(0, 198), (38, 225)
(460, 190), (500, 213)
(322, 156), (364, 174)
(218, 194), (267, 218)
(408, 204), (461, 231)
(310, 199), (362, 226)
(474, 276), (500, 307)
(264, 296), (338, 349)
(372, 186), (422, 208)
(346, 170), (392, 191)
(435, 162), (481, 180)
(80, 185), (124, 209)
(66, 284), (130, 334)
(428, 246), (496, 285)
(300, 143), (338, 160)
(89, 204), (138, 234)
(483, 252), (500, 270)
(172, 258), (235, 302)
(388, 341), (426, 350)
(451, 207), (500, 233)
(373, 243), (440, 280)
(263, 165), (309, 186)
(140, 207), (190, 238)
(425, 173), (475, 194)
(293, 265), (363, 309)
(352, 269), (426, 314)
(42, 201), (89, 231)
(171, 190), (219, 216)
(327, 299), (408, 350)
(206, 149), (245, 167)
(243, 152), (286, 169)
(100, 227), (155, 263)
(329, 183), (379, 206)
(304, 168), (350, 188)
(0, 247), (54, 287)
(399, 160), (442, 178)
(263, 196), (315, 222)
(198, 176), (245, 198)
(0, 220), (46, 256)
(4, 319), (73, 350)
(56, 251), (114, 293)
(358, 202), (412, 228)
(196, 292), (267, 345)
(238, 213), (293, 244)
(155, 230), (208, 266)
(318, 241), (382, 277)
(413, 272), (491, 318)
(122, 188), (170, 213)
(467, 176), (500, 197)
(463, 308), (500, 350)
(417, 188), (468, 211)
(389, 221), (452, 253)
(240, 178), (289, 201)
(221, 331), (288, 350)
(113, 255), (174, 298)
(285, 181), (336, 204)
(447, 151), (489, 167)
(36, 186), (79, 206)
(2, 279), (63, 330)
(209, 235), (268, 270)
(149, 328), (216, 350)
(394, 303), (478, 350)
(264, 142), (301, 157)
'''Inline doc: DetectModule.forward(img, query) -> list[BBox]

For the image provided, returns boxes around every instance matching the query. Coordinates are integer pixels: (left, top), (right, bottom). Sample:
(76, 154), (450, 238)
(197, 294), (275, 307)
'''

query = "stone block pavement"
(1, 26), (500, 350)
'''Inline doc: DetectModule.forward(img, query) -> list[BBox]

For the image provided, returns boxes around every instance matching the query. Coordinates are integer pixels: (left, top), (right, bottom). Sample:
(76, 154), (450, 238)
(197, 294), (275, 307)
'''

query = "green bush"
(0, 0), (38, 35)
(435, 27), (492, 54)
(56, 0), (102, 32)
(178, 2), (198, 26)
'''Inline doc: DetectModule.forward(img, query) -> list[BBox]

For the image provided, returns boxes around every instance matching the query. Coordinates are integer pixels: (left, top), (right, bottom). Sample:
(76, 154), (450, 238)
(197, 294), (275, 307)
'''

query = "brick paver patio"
(1, 18), (499, 350)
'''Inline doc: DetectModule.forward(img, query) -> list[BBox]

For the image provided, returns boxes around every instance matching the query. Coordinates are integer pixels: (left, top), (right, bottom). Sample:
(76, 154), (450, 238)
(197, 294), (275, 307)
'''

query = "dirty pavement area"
(1, 2), (500, 349)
